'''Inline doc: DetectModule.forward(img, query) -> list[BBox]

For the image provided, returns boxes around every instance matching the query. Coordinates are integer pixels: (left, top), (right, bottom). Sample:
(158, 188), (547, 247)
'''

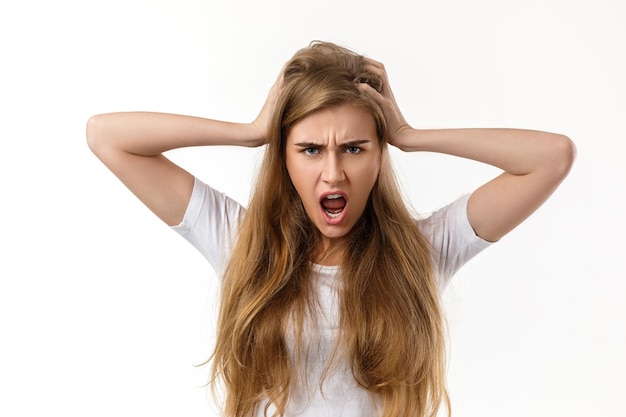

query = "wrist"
(390, 126), (421, 152)
(244, 122), (267, 147)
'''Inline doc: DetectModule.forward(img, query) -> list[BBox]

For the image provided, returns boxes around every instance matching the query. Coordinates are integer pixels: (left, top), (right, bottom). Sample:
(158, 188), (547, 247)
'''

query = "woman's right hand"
(250, 68), (285, 146)
(87, 66), (287, 226)
(87, 83), (282, 226)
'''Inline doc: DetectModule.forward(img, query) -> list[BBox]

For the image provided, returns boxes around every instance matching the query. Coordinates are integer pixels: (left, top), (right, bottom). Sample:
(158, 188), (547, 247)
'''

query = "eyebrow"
(292, 139), (372, 147)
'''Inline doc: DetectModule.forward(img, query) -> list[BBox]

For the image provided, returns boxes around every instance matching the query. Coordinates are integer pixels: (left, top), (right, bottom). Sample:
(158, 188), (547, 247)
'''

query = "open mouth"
(320, 193), (347, 219)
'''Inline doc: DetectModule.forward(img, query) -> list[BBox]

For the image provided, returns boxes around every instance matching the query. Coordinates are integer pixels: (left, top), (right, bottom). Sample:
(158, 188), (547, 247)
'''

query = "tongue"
(322, 197), (346, 210)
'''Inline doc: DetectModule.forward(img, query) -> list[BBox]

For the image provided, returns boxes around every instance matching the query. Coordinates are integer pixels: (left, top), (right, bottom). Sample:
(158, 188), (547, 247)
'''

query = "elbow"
(85, 114), (100, 153)
(86, 114), (109, 155)
(551, 134), (577, 179)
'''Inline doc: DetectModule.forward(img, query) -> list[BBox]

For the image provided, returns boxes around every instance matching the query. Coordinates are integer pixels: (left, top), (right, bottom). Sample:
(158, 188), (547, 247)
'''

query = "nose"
(321, 153), (345, 185)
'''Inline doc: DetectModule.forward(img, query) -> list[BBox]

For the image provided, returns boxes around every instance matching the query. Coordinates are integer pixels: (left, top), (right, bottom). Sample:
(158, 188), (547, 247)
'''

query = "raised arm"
(86, 77), (281, 226)
(359, 59), (576, 242)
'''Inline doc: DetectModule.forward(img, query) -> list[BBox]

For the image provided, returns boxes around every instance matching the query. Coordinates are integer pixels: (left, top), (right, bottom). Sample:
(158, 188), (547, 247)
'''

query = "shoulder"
(418, 194), (493, 288)
(171, 177), (246, 272)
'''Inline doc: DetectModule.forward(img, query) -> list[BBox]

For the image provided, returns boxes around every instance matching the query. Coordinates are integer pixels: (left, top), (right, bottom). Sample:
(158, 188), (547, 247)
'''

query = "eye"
(303, 147), (320, 156)
(345, 146), (362, 154)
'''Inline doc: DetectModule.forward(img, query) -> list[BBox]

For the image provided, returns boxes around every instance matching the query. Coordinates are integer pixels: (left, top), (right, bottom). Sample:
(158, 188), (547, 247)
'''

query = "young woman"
(86, 41), (575, 417)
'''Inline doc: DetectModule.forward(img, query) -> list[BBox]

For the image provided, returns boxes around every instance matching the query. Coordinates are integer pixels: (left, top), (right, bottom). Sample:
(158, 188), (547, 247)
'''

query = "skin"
(86, 55), (575, 260)
(285, 104), (381, 263)
(85, 51), (576, 417)
(357, 58), (576, 242)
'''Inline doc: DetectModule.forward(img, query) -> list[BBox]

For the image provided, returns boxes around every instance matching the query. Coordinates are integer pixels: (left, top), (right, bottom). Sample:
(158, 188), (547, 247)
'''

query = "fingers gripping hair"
(284, 41), (383, 93)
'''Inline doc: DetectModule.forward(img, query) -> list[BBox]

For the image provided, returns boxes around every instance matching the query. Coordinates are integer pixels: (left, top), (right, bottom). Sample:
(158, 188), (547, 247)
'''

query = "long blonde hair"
(210, 41), (449, 417)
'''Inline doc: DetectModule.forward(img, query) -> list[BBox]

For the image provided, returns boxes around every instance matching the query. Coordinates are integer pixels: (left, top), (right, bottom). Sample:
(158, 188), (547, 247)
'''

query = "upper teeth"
(326, 194), (342, 199)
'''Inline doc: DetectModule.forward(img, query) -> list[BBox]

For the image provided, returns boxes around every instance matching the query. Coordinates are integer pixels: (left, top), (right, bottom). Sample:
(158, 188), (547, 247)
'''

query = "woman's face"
(285, 103), (382, 249)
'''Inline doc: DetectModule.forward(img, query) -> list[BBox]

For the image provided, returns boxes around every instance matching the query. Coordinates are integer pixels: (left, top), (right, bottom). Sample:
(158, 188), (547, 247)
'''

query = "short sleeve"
(171, 177), (245, 275)
(418, 194), (493, 290)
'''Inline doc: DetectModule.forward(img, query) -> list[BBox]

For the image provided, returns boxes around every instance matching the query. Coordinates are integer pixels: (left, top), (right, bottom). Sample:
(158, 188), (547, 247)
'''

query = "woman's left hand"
(357, 58), (413, 149)
(357, 57), (576, 243)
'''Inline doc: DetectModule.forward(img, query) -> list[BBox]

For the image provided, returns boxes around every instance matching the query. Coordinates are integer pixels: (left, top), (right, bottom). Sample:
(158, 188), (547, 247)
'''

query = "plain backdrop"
(1, 0), (624, 416)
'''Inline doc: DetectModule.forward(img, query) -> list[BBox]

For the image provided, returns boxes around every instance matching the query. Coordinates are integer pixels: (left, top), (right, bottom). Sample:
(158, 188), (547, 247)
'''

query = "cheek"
(370, 158), (381, 181)
(358, 157), (381, 190)
(285, 155), (301, 186)
(286, 161), (314, 202)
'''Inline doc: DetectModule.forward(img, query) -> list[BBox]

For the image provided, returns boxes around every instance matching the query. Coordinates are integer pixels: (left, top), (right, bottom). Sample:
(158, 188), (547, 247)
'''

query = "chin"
(317, 224), (353, 241)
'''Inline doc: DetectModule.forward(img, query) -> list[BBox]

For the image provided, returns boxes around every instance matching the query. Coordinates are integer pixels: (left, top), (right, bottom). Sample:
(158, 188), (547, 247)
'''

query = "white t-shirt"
(172, 177), (492, 417)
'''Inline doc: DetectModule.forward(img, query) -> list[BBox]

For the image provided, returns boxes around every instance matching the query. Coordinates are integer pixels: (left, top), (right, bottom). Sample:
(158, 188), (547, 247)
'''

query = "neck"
(312, 237), (347, 266)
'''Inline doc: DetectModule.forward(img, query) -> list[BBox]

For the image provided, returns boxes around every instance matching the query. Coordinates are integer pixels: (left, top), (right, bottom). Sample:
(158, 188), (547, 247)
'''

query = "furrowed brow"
(292, 139), (372, 147)
(339, 139), (371, 146)
(293, 141), (323, 147)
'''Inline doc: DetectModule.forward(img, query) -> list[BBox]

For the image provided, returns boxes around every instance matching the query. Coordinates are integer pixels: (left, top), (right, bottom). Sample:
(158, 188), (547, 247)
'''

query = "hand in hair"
(251, 66), (286, 146)
(356, 57), (575, 243)
(356, 58), (412, 148)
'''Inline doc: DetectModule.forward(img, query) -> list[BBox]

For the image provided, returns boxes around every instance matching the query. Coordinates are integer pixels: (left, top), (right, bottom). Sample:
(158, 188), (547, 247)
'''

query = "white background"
(1, 0), (624, 416)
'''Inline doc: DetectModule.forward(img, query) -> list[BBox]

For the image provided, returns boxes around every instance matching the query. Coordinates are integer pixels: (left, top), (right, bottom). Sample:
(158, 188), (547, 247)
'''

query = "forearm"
(393, 127), (575, 241)
(358, 58), (575, 241)
(395, 127), (575, 178)
(86, 112), (262, 157)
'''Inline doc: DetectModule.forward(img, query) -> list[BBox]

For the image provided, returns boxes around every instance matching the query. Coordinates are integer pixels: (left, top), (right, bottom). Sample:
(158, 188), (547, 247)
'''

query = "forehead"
(286, 104), (378, 144)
